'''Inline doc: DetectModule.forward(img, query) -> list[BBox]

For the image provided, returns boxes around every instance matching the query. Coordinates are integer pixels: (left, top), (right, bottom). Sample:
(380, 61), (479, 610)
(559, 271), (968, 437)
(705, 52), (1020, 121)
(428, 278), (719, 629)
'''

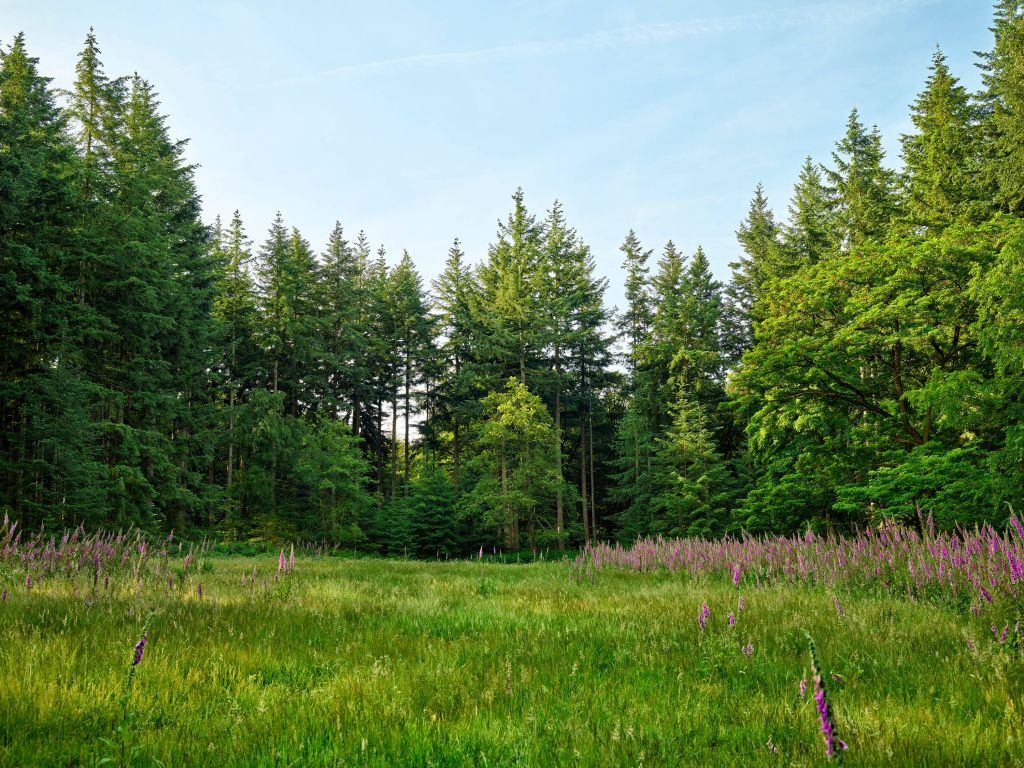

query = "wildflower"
(698, 602), (708, 632)
(738, 595), (745, 612)
(278, 549), (286, 572)
(799, 678), (808, 698)
(197, 583), (203, 599)
(834, 597), (845, 617)
(289, 543), (295, 572)
(479, 546), (484, 560)
(966, 639), (976, 653)
(728, 611), (736, 627)
(168, 574), (173, 591)
(132, 631), (148, 666)
(732, 564), (741, 587)
(241, 574), (247, 587)
(742, 642), (754, 657)
(1, 589), (6, 602)
(980, 586), (993, 604)
(806, 632), (847, 760)
(25, 575), (31, 589)
(814, 678), (846, 758)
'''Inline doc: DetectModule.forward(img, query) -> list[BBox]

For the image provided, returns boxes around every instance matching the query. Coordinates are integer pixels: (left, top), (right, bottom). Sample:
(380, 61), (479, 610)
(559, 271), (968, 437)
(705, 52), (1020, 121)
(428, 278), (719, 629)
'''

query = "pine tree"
(317, 221), (361, 421)
(825, 108), (900, 247)
(390, 250), (434, 494)
(978, 0), (1024, 214)
(616, 229), (653, 369)
(651, 392), (728, 537)
(0, 33), (101, 525)
(429, 239), (480, 486)
(726, 185), (782, 361)
(476, 188), (545, 387)
(783, 158), (836, 267)
(901, 48), (983, 230)
(210, 210), (259, 527)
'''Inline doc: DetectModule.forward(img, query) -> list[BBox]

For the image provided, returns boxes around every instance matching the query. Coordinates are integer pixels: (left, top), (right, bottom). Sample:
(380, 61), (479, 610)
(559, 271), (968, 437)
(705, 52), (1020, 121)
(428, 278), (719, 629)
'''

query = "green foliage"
(2, 557), (1023, 766)
(462, 379), (569, 552)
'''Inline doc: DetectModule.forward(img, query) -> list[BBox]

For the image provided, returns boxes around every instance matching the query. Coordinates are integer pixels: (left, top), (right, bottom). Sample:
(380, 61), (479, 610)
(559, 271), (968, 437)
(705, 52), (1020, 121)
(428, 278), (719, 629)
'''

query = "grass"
(0, 557), (1022, 767)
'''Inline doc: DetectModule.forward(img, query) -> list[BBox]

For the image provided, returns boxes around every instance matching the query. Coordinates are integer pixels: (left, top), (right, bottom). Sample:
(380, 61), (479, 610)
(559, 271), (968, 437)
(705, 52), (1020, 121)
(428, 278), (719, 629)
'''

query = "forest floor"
(0, 557), (1021, 767)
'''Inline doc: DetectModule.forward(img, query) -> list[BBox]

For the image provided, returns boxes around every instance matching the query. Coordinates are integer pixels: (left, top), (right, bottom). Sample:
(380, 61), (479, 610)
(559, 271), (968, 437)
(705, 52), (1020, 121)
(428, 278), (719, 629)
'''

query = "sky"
(1, 0), (996, 314)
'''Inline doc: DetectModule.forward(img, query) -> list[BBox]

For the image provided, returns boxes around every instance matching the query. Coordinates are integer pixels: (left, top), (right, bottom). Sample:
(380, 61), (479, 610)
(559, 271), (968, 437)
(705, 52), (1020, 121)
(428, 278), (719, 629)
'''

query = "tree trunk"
(580, 406), (589, 546)
(227, 386), (235, 490)
(453, 355), (460, 487)
(404, 356), (411, 494)
(589, 397), (597, 543)
(554, 343), (564, 550)
(391, 394), (398, 499)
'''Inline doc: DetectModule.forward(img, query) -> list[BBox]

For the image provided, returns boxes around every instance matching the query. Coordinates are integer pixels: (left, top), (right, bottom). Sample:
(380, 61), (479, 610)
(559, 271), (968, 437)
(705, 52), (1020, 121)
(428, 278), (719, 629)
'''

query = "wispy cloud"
(268, 0), (931, 86)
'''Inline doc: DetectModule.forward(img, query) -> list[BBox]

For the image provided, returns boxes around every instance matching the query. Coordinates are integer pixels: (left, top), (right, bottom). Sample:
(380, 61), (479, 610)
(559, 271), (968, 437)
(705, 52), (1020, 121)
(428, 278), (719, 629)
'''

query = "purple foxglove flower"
(25, 575), (31, 589)
(479, 546), (483, 559)
(980, 586), (993, 604)
(733, 564), (741, 586)
(1001, 625), (1009, 643)
(738, 595), (745, 612)
(742, 642), (754, 656)
(799, 678), (808, 698)
(289, 543), (295, 572)
(132, 631), (148, 666)
(728, 611), (736, 627)
(278, 549), (286, 572)
(197, 583), (203, 599)
(813, 676), (846, 758)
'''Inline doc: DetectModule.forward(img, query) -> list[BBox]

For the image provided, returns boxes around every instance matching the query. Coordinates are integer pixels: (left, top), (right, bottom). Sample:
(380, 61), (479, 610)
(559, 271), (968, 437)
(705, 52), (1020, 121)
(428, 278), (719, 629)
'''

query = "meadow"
(1, 522), (1023, 767)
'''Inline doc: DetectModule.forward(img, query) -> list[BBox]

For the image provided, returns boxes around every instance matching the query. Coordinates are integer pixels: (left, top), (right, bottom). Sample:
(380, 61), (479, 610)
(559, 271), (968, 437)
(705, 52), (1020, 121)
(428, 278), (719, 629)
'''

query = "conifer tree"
(901, 49), (983, 230)
(476, 188), (545, 387)
(978, 0), (1024, 214)
(0, 33), (100, 525)
(429, 239), (480, 486)
(725, 185), (781, 361)
(616, 229), (653, 369)
(783, 158), (836, 268)
(825, 108), (900, 247)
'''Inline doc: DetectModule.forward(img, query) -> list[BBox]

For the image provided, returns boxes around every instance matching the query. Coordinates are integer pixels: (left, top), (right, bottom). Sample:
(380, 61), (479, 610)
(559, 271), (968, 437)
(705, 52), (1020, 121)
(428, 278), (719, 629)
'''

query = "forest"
(2, 4), (1023, 555)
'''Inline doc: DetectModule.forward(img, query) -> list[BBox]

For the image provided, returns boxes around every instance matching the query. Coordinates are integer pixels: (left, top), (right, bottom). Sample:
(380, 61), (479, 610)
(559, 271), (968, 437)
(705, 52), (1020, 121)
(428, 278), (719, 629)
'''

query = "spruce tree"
(901, 49), (983, 230)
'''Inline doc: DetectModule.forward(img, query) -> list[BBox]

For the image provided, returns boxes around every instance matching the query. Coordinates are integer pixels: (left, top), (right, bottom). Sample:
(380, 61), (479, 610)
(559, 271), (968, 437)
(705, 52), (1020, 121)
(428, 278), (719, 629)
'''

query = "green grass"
(0, 558), (1022, 766)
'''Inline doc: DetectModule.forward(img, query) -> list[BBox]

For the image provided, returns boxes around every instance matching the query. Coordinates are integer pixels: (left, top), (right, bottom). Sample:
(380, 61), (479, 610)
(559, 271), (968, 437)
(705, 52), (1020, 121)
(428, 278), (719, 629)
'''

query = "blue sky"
(2, 0), (994, 312)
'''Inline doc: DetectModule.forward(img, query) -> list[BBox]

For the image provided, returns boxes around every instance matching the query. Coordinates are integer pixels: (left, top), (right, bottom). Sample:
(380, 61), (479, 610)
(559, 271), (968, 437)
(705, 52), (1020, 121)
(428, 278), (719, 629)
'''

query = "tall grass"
(0, 519), (1022, 765)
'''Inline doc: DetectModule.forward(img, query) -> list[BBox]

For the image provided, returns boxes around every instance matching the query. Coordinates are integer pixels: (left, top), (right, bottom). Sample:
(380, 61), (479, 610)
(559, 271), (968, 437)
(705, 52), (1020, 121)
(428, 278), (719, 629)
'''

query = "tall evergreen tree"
(825, 108), (900, 247)
(901, 49), (984, 230)
(616, 229), (653, 369)
(782, 158), (836, 268)
(978, 0), (1024, 214)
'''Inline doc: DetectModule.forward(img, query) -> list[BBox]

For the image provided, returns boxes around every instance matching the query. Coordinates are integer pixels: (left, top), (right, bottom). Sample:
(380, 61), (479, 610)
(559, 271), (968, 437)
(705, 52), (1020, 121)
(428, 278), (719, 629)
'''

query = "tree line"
(2, 4), (1023, 552)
